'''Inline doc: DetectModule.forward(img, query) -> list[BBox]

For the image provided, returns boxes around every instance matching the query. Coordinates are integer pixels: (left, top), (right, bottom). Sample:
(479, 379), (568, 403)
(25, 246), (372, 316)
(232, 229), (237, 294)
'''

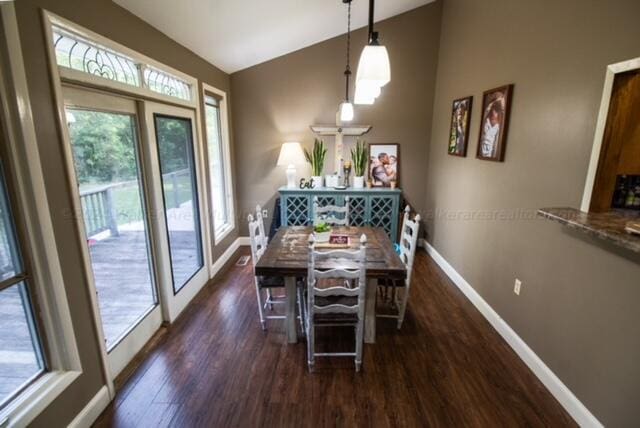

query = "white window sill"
(0, 370), (81, 427)
(213, 223), (234, 245)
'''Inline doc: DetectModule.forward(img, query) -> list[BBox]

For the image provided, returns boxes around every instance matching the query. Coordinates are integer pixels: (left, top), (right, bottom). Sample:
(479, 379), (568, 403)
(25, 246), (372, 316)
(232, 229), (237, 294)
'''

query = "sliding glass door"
(153, 115), (203, 293)
(62, 87), (162, 377)
(144, 102), (208, 321)
(60, 88), (209, 378)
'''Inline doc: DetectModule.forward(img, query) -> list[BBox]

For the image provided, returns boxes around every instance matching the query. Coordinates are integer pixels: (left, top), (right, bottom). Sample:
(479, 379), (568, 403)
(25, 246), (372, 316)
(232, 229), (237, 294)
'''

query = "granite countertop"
(538, 207), (640, 253)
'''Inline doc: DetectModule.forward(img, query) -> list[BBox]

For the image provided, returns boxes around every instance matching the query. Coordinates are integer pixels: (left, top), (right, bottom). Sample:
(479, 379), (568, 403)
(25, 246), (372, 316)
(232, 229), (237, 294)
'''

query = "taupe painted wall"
(425, 0), (640, 425)
(13, 0), (236, 425)
(231, 3), (442, 234)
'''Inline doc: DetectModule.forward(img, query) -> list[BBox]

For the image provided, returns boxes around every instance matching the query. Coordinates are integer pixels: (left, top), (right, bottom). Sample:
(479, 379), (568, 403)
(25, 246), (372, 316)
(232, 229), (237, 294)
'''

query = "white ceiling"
(113, 0), (433, 73)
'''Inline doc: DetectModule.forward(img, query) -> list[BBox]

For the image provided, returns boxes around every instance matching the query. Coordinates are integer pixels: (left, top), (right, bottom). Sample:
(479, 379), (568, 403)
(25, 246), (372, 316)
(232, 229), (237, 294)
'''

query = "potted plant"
(351, 139), (368, 188)
(313, 222), (332, 242)
(304, 139), (327, 188)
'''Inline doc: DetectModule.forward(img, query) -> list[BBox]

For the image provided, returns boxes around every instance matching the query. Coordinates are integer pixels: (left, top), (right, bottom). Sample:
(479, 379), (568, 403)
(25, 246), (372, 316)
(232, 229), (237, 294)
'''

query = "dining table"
(254, 225), (407, 344)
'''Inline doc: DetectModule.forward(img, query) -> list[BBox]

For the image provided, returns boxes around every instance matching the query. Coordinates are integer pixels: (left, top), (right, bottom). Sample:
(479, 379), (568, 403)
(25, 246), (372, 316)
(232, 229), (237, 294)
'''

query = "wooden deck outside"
(0, 228), (200, 399)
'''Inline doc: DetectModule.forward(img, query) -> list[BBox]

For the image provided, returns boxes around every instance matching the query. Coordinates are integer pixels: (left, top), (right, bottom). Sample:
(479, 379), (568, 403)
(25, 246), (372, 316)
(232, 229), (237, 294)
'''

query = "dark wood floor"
(95, 248), (575, 427)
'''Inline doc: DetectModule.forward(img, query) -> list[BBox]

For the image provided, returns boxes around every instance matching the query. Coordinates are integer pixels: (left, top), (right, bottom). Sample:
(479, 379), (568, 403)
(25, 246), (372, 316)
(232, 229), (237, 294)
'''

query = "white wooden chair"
(306, 233), (367, 372)
(378, 205), (420, 329)
(313, 196), (350, 226)
(248, 206), (304, 331)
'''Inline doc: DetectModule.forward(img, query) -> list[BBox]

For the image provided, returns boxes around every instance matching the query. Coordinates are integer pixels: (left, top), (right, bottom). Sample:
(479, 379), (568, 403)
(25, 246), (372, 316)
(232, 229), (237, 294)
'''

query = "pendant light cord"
(344, 0), (352, 102)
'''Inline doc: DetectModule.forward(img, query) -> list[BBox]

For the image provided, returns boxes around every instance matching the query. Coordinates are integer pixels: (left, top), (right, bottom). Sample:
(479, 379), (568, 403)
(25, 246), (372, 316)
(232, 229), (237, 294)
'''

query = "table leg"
(365, 278), (377, 343)
(285, 276), (298, 344)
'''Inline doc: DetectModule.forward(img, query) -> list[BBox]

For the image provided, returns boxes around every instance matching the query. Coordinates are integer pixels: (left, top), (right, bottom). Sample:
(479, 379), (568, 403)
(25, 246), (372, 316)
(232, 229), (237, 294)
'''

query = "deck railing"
(80, 169), (189, 238)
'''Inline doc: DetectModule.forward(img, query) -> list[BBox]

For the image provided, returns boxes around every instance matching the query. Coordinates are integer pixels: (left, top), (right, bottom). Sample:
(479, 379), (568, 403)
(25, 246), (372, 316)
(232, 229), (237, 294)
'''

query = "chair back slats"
(306, 233), (367, 371)
(307, 233), (366, 314)
(313, 196), (350, 226)
(399, 206), (421, 286)
(312, 269), (361, 281)
(313, 304), (358, 314)
(311, 249), (362, 261)
(248, 211), (267, 267)
(255, 204), (268, 246)
(313, 285), (360, 297)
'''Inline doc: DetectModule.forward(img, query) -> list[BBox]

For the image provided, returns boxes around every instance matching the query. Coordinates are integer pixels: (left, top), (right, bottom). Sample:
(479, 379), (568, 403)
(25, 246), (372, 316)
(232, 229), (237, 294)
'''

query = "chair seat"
(257, 276), (306, 289)
(312, 295), (359, 323)
(377, 278), (405, 288)
(257, 275), (284, 288)
(314, 295), (357, 307)
(313, 313), (358, 324)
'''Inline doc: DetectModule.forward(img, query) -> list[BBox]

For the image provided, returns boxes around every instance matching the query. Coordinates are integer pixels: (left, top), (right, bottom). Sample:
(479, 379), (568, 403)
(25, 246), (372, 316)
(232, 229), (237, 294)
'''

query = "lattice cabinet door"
(282, 194), (311, 226)
(368, 195), (399, 242)
(348, 195), (367, 227)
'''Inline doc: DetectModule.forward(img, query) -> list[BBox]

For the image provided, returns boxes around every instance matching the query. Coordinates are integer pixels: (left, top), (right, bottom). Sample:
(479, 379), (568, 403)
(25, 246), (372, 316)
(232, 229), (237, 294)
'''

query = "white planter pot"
(353, 176), (365, 188)
(311, 176), (323, 188)
(325, 175), (339, 188)
(313, 230), (331, 243)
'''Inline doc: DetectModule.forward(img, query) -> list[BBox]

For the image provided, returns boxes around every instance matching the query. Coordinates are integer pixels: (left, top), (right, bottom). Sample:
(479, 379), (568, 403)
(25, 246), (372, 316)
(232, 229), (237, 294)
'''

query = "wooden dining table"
(254, 226), (407, 344)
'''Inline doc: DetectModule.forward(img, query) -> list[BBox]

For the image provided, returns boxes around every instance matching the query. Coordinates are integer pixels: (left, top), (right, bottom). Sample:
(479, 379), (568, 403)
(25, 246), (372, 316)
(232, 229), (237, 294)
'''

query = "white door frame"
(61, 86), (164, 379)
(580, 56), (640, 211)
(41, 9), (214, 394)
(143, 101), (210, 322)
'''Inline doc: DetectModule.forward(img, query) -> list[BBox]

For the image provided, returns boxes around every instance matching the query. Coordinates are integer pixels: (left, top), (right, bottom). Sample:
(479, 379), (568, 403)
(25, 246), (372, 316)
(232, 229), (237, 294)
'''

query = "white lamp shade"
(354, 81), (381, 105)
(355, 44), (390, 88)
(277, 142), (306, 166)
(339, 102), (354, 121)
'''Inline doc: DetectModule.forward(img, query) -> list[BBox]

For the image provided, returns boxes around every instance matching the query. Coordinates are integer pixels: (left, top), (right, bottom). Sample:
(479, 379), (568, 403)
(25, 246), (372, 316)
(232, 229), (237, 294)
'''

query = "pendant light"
(339, 0), (354, 121)
(354, 0), (390, 105)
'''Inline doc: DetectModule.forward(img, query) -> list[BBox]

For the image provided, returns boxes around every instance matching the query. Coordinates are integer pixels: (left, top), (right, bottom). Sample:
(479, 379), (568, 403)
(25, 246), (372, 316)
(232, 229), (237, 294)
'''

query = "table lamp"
(277, 142), (306, 188)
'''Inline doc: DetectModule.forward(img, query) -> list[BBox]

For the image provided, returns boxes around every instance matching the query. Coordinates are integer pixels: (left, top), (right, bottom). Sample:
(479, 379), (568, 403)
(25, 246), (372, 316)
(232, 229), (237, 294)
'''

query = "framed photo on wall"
(448, 96), (473, 157)
(476, 84), (514, 162)
(369, 144), (399, 187)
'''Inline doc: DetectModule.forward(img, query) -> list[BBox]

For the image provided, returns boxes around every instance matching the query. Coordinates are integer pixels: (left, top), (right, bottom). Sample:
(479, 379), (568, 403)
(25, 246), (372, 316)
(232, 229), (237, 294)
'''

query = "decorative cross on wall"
(310, 114), (371, 178)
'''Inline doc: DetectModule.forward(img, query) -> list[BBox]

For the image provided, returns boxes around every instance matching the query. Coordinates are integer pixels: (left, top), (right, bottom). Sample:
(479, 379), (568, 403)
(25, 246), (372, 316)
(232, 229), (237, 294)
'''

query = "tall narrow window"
(0, 162), (46, 409)
(204, 92), (234, 243)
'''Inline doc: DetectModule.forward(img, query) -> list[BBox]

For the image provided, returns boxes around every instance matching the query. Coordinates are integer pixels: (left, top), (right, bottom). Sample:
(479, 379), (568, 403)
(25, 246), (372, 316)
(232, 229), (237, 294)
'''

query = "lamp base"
(286, 164), (297, 188)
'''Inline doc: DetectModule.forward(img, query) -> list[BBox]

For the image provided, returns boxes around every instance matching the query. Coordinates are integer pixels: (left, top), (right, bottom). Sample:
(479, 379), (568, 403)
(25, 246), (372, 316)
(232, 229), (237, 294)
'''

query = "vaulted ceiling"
(113, 0), (434, 73)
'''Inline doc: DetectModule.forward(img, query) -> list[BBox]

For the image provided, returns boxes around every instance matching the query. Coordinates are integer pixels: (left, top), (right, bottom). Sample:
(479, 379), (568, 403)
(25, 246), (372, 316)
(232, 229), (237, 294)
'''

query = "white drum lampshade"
(277, 142), (306, 188)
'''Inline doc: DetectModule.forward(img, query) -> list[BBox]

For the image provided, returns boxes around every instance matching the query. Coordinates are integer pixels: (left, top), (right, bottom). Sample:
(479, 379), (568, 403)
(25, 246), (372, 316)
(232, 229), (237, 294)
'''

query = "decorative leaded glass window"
(51, 24), (193, 102)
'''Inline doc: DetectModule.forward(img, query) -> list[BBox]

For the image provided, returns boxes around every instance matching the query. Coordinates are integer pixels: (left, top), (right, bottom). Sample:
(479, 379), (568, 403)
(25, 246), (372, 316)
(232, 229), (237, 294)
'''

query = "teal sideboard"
(278, 186), (402, 242)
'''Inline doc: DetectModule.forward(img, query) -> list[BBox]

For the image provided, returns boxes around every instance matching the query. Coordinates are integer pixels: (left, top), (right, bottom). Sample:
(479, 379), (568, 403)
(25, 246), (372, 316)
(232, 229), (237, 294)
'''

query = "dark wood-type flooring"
(95, 248), (575, 427)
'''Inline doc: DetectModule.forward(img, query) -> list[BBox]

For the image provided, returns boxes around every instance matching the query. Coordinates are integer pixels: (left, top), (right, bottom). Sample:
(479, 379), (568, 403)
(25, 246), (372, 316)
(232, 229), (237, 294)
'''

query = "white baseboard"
(68, 385), (110, 428)
(210, 237), (245, 276)
(419, 239), (602, 428)
(237, 236), (250, 246)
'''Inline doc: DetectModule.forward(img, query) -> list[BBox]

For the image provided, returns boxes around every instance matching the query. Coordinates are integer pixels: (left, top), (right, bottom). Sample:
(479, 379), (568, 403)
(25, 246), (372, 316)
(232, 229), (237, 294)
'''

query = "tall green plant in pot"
(351, 140), (368, 188)
(304, 139), (327, 188)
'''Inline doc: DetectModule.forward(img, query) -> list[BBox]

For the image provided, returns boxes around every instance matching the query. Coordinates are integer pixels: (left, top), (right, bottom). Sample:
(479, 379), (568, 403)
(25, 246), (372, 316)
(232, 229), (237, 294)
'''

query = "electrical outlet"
(514, 279), (522, 296)
(262, 209), (268, 218)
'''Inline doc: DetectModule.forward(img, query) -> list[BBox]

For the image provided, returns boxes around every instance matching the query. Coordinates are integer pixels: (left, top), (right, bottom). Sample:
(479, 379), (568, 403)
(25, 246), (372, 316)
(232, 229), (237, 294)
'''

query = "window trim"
(42, 9), (215, 388)
(0, 4), (81, 426)
(44, 12), (198, 110)
(202, 83), (235, 245)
